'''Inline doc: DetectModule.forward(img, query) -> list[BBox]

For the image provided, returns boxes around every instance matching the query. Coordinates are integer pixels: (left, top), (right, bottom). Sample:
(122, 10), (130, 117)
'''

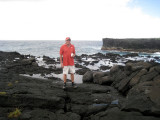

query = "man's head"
(65, 37), (71, 45)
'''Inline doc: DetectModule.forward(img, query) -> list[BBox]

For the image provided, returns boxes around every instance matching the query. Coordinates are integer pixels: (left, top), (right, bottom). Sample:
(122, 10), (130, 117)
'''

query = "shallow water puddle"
(92, 99), (119, 106)
(20, 73), (83, 84)
(47, 73), (83, 83)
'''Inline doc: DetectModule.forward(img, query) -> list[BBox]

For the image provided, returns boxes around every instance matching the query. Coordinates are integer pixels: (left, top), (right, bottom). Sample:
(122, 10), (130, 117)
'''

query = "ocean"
(1, 40), (160, 83)
(0, 40), (160, 59)
(0, 40), (103, 58)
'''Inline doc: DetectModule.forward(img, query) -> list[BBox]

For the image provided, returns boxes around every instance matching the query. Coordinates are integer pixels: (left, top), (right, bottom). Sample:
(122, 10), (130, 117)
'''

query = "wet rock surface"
(0, 51), (160, 120)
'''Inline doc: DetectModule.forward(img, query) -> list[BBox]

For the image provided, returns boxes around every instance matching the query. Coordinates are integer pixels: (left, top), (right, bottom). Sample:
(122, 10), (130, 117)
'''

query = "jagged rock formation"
(102, 38), (160, 52)
(83, 61), (160, 118)
(1, 51), (160, 120)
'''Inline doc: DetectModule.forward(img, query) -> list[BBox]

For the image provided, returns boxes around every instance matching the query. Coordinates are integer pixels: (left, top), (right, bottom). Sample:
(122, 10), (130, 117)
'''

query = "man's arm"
(72, 45), (76, 57)
(60, 54), (64, 68)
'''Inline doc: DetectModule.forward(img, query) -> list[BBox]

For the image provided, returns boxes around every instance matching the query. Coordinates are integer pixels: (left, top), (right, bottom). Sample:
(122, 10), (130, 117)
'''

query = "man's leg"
(64, 74), (67, 83)
(63, 74), (67, 89)
(71, 74), (77, 88)
(71, 73), (77, 88)
(71, 73), (74, 83)
(63, 66), (68, 89)
(70, 66), (77, 88)
(69, 66), (75, 81)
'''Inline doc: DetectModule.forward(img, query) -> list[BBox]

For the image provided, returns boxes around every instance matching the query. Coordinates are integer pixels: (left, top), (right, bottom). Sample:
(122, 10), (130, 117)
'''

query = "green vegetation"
(8, 108), (21, 118)
(0, 92), (7, 95)
(15, 80), (19, 83)
(8, 82), (13, 87)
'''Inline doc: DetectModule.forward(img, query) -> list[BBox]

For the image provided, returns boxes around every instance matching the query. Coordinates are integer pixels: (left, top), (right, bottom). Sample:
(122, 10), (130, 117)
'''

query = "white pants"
(63, 66), (75, 74)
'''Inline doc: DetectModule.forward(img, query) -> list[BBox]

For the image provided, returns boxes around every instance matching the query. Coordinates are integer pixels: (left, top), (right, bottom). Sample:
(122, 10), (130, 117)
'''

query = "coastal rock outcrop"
(83, 60), (160, 117)
(102, 38), (160, 52)
(82, 71), (93, 82)
(0, 51), (160, 120)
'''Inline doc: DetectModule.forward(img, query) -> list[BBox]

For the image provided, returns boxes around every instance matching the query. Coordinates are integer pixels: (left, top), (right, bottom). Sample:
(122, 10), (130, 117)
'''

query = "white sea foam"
(154, 52), (160, 55)
(36, 57), (56, 68)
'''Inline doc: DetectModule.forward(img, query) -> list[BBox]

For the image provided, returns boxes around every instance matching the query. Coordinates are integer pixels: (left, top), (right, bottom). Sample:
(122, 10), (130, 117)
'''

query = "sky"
(0, 0), (160, 41)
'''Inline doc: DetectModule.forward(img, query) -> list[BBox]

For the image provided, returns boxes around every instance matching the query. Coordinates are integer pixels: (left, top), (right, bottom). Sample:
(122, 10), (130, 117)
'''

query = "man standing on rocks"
(60, 37), (77, 89)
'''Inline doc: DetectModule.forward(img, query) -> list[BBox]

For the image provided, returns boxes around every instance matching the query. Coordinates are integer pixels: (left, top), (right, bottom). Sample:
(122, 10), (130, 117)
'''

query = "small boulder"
(99, 76), (114, 85)
(93, 72), (109, 84)
(83, 71), (93, 83)
(22, 58), (35, 65)
(129, 69), (148, 87)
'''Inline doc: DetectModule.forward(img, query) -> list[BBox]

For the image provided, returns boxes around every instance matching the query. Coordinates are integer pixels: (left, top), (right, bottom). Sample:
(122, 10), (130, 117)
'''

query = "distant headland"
(101, 38), (160, 53)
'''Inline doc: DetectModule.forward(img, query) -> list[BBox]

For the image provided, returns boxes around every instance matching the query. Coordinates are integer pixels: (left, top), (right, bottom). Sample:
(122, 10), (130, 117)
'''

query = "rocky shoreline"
(0, 51), (160, 120)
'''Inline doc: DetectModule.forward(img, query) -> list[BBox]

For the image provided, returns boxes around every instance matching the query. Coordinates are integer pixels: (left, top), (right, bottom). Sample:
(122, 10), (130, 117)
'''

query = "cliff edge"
(102, 38), (160, 52)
